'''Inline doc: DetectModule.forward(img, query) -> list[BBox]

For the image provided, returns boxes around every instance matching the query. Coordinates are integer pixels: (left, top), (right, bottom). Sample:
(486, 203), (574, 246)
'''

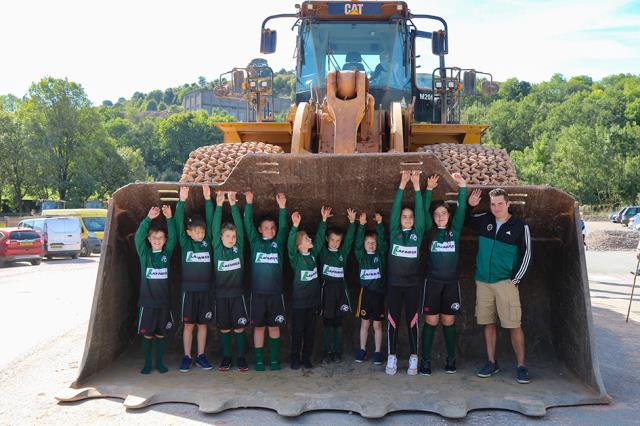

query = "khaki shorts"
(475, 280), (521, 328)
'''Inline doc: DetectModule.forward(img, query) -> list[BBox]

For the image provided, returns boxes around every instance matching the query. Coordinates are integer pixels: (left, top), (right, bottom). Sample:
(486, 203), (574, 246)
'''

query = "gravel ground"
(585, 221), (639, 251)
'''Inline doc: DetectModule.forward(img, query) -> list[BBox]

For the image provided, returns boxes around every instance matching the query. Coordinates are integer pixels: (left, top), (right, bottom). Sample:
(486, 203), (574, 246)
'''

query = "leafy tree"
(0, 112), (33, 210)
(0, 94), (21, 112)
(145, 99), (158, 111)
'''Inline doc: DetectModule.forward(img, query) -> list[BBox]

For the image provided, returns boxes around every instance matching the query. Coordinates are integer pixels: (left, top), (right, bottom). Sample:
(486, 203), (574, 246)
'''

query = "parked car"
(17, 217), (82, 259)
(609, 208), (624, 222)
(0, 227), (44, 267)
(42, 209), (106, 256)
(619, 206), (640, 226)
(629, 213), (640, 230)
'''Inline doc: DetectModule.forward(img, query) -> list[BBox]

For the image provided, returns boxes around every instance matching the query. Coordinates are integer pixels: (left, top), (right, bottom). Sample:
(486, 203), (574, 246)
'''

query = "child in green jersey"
(354, 212), (387, 365)
(134, 205), (177, 374)
(244, 191), (288, 371)
(176, 186), (214, 373)
(211, 191), (249, 372)
(420, 173), (467, 376)
(317, 208), (357, 364)
(287, 208), (327, 369)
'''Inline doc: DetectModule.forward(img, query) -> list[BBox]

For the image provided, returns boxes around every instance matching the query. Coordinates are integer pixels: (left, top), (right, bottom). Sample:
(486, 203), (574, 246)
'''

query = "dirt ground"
(584, 220), (639, 251)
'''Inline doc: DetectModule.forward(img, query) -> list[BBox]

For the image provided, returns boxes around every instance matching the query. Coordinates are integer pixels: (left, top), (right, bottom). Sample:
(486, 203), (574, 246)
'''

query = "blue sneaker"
(355, 349), (366, 363)
(195, 354), (213, 370)
(477, 360), (500, 378)
(372, 352), (383, 365)
(516, 365), (531, 384)
(179, 355), (192, 373)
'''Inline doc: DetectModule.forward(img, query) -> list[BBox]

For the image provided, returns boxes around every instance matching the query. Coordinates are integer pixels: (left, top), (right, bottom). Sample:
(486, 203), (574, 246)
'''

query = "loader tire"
(417, 144), (518, 186)
(180, 142), (285, 184)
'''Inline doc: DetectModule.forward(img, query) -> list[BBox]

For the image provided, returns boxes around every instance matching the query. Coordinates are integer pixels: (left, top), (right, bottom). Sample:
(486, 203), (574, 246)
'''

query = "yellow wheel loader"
(59, 1), (609, 418)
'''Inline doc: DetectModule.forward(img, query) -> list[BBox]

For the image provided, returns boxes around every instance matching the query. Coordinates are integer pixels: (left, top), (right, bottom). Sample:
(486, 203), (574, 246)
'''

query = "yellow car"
(42, 208), (107, 257)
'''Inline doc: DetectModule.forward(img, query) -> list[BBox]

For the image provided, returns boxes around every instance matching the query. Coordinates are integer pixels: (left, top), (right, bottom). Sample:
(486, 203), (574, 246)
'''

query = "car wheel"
(31, 259), (42, 266)
(71, 253), (79, 259)
(80, 243), (89, 257)
(0, 259), (5, 268)
(45, 255), (52, 260)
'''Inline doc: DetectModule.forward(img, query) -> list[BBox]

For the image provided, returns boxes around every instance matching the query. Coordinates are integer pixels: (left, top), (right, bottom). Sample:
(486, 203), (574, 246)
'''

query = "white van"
(18, 217), (82, 259)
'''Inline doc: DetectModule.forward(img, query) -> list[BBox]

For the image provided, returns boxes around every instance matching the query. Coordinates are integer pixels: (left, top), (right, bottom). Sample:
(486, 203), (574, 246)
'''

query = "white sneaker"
(385, 355), (397, 375)
(407, 354), (418, 376)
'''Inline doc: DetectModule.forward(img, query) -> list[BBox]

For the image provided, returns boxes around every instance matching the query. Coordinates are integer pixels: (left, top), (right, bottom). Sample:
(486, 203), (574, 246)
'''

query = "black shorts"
(422, 279), (461, 315)
(181, 291), (214, 324)
(356, 287), (385, 321)
(138, 307), (174, 337)
(250, 293), (286, 327)
(321, 280), (351, 319)
(216, 296), (249, 330)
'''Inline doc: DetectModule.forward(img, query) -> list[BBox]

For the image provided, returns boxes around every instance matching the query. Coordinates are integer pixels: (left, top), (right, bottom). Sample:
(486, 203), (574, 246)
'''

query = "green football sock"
(442, 324), (457, 362)
(269, 337), (281, 370)
(255, 347), (265, 371)
(220, 332), (232, 357)
(323, 327), (334, 353)
(334, 326), (343, 355)
(155, 338), (168, 373)
(235, 331), (246, 357)
(422, 323), (436, 363)
(140, 338), (153, 374)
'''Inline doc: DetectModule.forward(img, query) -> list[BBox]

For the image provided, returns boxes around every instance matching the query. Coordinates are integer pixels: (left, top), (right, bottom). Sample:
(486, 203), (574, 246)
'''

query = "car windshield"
(297, 21), (410, 93)
(84, 217), (106, 232)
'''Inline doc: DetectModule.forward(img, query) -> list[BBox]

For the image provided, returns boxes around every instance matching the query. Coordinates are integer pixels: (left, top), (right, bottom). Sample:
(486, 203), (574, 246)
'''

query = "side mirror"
(232, 70), (245, 94)
(260, 29), (277, 54)
(431, 30), (446, 55)
(463, 71), (476, 96)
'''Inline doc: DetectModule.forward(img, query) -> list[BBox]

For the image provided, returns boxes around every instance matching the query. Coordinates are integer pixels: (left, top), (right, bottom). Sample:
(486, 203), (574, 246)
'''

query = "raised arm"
(340, 208), (357, 257)
(465, 188), (486, 232)
(375, 213), (387, 254)
(212, 191), (224, 250)
(424, 174), (439, 233)
(450, 173), (467, 240)
(314, 206), (331, 257)
(243, 191), (258, 244)
(275, 193), (289, 247)
(162, 205), (177, 257)
(134, 207), (157, 258)
(174, 186), (190, 247)
(288, 211), (301, 266)
(390, 171), (410, 235)
(411, 171), (425, 240)
(228, 192), (244, 253)
(203, 185), (214, 242)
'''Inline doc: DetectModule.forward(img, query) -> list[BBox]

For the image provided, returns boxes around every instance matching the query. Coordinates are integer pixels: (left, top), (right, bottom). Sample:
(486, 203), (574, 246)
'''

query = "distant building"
(182, 88), (291, 121)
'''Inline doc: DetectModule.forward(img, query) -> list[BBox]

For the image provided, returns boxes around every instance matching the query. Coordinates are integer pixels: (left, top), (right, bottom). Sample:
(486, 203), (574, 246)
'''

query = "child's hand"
(410, 170), (422, 190)
(452, 172), (466, 188)
(321, 206), (333, 222)
(276, 192), (287, 209)
(347, 208), (357, 223)
(161, 205), (172, 219)
(245, 191), (254, 204)
(179, 186), (189, 202)
(227, 191), (238, 205)
(202, 185), (211, 200)
(291, 211), (301, 227)
(427, 174), (439, 190)
(216, 191), (225, 206)
(399, 170), (411, 189)
(468, 188), (482, 207)
(359, 212), (367, 225)
(374, 213), (383, 224)
(147, 207), (160, 219)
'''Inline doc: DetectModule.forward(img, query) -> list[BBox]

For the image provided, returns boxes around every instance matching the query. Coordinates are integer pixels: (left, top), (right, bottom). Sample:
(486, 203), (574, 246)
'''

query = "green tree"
(0, 112), (33, 210)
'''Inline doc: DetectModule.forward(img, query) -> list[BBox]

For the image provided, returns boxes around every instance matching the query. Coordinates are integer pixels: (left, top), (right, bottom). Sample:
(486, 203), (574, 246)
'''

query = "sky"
(1, 0), (639, 105)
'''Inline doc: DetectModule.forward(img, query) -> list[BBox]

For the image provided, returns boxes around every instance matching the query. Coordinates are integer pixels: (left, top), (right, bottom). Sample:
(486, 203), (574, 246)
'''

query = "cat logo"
(345, 3), (363, 15)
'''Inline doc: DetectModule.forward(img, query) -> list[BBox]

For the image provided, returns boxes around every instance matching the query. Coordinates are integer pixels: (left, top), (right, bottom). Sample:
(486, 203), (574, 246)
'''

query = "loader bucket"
(58, 152), (609, 418)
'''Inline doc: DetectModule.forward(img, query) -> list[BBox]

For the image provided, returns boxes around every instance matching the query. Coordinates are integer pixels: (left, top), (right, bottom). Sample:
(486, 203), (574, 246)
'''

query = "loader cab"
(260, 1), (448, 123)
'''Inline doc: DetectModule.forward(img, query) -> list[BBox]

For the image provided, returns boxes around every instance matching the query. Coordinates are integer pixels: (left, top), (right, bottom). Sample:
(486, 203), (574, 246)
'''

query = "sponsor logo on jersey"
(186, 251), (211, 263)
(205, 311), (213, 320)
(161, 255), (167, 263)
(373, 257), (379, 264)
(232, 246), (238, 253)
(145, 267), (168, 279)
(322, 264), (344, 278)
(238, 317), (248, 325)
(409, 233), (418, 241)
(275, 314), (285, 324)
(255, 252), (279, 264)
(340, 304), (350, 312)
(165, 320), (173, 330)
(271, 242), (278, 249)
(217, 258), (241, 271)
(339, 255), (344, 262)
(430, 240), (456, 253)
(391, 244), (418, 258)
(360, 268), (382, 280)
(451, 302), (461, 311)
(300, 268), (318, 281)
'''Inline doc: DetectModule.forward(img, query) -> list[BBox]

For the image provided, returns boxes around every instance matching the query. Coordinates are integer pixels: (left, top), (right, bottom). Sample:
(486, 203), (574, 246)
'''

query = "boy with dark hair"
(244, 191), (288, 371)
(134, 205), (177, 374)
(386, 170), (425, 375)
(467, 186), (532, 384)
(175, 186), (215, 373)
(287, 208), (328, 369)
(211, 190), (249, 372)
(317, 208), (357, 363)
(354, 212), (387, 365)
